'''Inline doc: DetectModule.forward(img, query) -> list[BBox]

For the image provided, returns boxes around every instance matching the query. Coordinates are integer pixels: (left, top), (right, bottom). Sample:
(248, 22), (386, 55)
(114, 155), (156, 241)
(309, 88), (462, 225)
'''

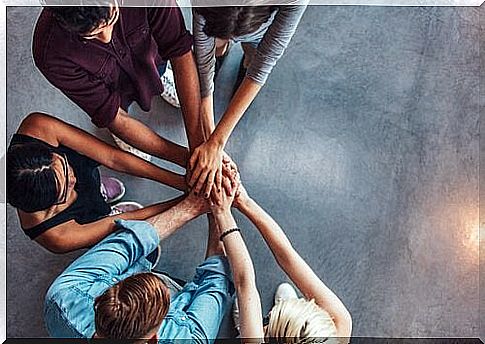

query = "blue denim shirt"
(44, 219), (234, 341)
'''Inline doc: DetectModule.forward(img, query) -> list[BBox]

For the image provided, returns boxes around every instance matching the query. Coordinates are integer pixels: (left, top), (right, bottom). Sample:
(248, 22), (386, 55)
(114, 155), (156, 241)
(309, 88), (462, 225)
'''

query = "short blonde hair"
(266, 298), (337, 343)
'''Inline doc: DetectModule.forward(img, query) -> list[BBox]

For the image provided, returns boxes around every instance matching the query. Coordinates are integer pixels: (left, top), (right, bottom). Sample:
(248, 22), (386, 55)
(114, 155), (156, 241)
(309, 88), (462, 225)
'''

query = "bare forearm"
(111, 151), (186, 191)
(239, 199), (295, 264)
(147, 196), (204, 240)
(38, 197), (186, 254)
(239, 198), (321, 291)
(171, 52), (204, 150)
(37, 220), (120, 254)
(239, 198), (352, 337)
(214, 211), (256, 286)
(206, 213), (225, 258)
(117, 196), (184, 222)
(237, 285), (264, 340)
(214, 210), (263, 339)
(201, 96), (216, 140)
(210, 77), (261, 148)
(109, 110), (189, 167)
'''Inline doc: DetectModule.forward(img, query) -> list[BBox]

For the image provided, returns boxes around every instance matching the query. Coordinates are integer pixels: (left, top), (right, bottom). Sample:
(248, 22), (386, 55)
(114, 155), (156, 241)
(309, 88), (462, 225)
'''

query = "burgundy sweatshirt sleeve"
(147, 4), (193, 61)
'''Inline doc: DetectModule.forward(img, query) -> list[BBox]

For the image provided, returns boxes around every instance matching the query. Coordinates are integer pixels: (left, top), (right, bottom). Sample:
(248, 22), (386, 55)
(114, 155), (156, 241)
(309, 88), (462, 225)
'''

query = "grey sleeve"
(192, 10), (217, 98)
(247, 4), (308, 86)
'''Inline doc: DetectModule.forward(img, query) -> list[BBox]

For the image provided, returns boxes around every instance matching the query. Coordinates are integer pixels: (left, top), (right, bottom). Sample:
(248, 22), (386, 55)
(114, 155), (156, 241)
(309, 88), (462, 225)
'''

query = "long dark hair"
(7, 142), (59, 213)
(195, 6), (276, 39)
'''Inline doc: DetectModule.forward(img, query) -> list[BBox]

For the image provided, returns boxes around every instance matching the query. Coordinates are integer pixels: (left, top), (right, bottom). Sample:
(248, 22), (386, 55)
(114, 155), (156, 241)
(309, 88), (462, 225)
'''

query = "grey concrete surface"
(6, 5), (481, 339)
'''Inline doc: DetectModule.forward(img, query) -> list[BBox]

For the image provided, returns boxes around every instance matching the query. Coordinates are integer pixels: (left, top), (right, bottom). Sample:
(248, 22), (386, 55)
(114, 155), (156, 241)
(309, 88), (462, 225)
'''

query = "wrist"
(182, 197), (206, 217)
(219, 227), (240, 241)
(237, 197), (254, 212)
(208, 134), (225, 150)
(212, 208), (232, 218)
(213, 210), (237, 229)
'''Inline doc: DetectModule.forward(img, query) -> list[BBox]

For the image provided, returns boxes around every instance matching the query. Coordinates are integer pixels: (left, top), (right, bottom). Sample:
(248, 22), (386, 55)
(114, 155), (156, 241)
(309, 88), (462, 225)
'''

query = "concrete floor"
(6, 5), (482, 339)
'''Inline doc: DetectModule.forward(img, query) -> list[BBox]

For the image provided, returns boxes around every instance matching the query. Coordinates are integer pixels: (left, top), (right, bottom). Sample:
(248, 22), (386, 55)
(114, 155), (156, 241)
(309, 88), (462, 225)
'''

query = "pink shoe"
(100, 176), (126, 204)
(110, 201), (143, 215)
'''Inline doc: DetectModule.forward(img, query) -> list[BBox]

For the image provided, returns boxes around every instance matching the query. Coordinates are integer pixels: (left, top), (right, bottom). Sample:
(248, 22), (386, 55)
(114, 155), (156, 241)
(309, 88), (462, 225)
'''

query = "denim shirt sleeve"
(247, 3), (308, 86)
(159, 256), (235, 342)
(46, 219), (159, 295)
(45, 220), (160, 338)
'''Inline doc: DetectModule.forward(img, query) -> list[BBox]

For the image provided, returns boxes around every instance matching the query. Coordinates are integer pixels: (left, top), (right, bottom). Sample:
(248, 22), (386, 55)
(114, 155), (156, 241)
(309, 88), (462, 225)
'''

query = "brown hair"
(195, 6), (276, 40)
(94, 273), (170, 342)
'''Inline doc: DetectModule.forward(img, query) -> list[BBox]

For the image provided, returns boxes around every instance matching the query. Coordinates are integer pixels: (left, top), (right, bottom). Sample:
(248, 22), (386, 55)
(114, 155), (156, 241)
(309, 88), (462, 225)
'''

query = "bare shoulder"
(17, 112), (62, 146)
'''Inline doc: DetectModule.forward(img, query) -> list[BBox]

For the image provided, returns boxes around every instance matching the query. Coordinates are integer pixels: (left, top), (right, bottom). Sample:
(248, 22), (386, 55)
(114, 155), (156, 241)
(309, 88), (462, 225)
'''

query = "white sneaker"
(274, 283), (298, 306)
(110, 201), (144, 216)
(111, 134), (151, 162)
(160, 66), (180, 108)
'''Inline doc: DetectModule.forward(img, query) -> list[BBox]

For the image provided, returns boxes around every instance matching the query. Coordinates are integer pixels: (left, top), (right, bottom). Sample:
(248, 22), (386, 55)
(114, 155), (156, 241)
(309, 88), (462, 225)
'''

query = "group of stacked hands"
(6, 1), (353, 342)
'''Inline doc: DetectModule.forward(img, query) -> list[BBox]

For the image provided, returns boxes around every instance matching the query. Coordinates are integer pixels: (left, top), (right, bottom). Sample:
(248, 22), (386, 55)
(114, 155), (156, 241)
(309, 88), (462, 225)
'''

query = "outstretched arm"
(188, 80), (260, 197)
(146, 192), (208, 241)
(18, 112), (187, 191)
(35, 192), (207, 254)
(188, 5), (308, 197)
(34, 196), (184, 254)
(235, 188), (352, 338)
(210, 175), (264, 340)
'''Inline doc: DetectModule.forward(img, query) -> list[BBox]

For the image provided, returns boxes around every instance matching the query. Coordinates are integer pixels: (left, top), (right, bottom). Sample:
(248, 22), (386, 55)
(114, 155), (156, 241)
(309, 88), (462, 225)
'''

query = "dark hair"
(49, 4), (113, 34)
(195, 6), (275, 39)
(7, 142), (59, 213)
(95, 273), (170, 342)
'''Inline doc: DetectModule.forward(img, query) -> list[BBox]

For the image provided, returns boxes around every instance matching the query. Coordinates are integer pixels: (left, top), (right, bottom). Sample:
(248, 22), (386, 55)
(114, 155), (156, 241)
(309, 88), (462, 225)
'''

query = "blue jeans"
(157, 62), (168, 77)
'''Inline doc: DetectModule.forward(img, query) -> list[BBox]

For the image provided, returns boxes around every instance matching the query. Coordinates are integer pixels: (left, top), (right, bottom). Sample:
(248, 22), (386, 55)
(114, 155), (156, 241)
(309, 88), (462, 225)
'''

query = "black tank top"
(9, 134), (112, 240)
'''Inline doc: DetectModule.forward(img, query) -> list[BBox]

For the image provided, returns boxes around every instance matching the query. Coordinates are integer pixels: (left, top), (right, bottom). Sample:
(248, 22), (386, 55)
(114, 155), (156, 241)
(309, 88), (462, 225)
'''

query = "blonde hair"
(266, 298), (338, 344)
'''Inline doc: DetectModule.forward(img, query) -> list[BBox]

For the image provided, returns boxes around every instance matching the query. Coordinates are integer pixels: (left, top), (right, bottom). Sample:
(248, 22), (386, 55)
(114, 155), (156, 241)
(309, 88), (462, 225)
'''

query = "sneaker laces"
(160, 67), (180, 107)
(110, 205), (123, 216)
(100, 183), (108, 202)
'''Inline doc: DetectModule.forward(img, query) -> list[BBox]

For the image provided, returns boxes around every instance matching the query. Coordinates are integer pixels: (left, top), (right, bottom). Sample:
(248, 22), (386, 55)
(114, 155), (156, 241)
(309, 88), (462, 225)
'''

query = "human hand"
(185, 190), (211, 215)
(209, 172), (239, 215)
(233, 182), (251, 210)
(188, 139), (224, 198)
(221, 153), (238, 196)
(222, 152), (238, 173)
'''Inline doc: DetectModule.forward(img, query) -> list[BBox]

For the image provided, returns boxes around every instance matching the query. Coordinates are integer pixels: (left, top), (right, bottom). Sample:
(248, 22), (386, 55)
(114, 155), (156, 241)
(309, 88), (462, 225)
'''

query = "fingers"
(204, 169), (217, 199)
(216, 166), (223, 193)
(188, 165), (203, 192)
(222, 152), (231, 164)
(221, 175), (233, 197)
(193, 170), (210, 196)
(210, 186), (223, 207)
(230, 172), (239, 193)
(229, 159), (238, 173)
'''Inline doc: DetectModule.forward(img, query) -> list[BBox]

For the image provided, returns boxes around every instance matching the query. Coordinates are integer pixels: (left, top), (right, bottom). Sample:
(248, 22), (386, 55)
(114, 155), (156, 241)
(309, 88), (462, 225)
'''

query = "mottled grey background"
(5, 5), (482, 340)
(479, 3), (484, 342)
